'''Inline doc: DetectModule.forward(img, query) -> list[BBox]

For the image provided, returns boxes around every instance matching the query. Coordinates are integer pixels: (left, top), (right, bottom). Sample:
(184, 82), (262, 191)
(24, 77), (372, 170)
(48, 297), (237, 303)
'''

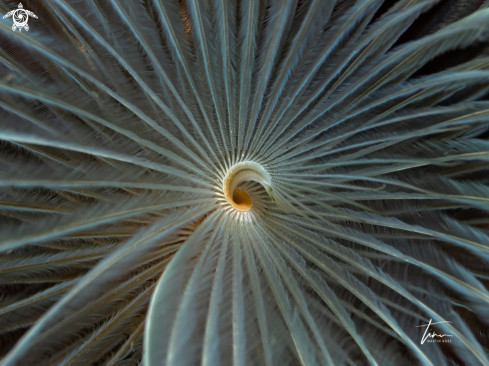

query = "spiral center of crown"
(223, 162), (271, 211)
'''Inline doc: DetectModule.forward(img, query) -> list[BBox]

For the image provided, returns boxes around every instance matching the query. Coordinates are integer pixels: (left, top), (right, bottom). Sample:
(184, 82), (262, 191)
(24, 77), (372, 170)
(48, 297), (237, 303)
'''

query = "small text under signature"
(416, 319), (453, 344)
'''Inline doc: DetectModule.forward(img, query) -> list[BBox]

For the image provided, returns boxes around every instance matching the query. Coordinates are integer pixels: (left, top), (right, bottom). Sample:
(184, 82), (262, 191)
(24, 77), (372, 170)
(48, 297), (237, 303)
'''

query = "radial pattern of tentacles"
(1, 0), (489, 365)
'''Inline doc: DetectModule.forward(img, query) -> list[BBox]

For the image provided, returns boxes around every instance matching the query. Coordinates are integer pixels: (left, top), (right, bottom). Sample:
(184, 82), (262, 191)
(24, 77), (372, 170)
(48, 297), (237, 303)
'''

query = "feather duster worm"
(1, 0), (489, 365)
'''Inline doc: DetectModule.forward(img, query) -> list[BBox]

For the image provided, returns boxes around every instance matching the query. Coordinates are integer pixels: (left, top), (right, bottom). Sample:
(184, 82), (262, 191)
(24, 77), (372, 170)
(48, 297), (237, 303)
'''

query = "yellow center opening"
(222, 162), (271, 212)
(231, 187), (253, 211)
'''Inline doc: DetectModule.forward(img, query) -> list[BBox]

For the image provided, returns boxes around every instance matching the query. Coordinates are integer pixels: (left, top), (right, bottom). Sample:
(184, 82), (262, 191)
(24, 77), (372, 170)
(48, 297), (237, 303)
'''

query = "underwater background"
(1, 0), (489, 365)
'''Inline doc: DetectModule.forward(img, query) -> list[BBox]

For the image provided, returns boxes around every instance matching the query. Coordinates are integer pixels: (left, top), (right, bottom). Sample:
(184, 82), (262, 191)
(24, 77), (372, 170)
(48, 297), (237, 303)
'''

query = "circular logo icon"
(3, 3), (38, 32)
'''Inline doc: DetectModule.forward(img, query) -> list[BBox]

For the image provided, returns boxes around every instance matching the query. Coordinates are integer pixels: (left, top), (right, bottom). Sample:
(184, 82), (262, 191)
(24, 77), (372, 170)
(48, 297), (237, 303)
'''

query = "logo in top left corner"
(3, 3), (38, 32)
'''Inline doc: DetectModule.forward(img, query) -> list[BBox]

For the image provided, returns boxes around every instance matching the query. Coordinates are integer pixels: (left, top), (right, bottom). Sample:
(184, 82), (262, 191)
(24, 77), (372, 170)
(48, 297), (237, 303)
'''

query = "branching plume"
(0, 0), (489, 365)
